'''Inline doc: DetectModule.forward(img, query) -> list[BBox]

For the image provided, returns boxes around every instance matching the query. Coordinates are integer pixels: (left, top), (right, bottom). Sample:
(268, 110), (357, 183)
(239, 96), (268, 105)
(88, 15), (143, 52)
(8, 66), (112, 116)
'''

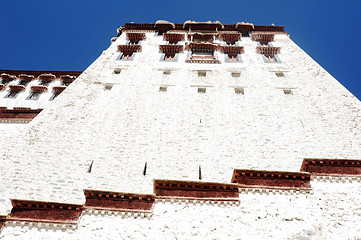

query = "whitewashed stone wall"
(0, 31), (361, 239)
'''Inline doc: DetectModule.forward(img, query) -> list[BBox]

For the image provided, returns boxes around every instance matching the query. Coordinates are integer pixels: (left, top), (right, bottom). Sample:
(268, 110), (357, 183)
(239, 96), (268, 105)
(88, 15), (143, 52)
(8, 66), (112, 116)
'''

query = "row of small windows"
(2, 89), (63, 100)
(1, 79), (71, 87)
(158, 86), (292, 95)
(114, 69), (286, 78)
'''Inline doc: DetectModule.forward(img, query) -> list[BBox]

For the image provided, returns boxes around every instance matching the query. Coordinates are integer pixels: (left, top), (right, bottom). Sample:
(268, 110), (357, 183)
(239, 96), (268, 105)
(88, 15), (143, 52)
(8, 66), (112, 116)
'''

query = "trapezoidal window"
(235, 87), (244, 94)
(198, 87), (206, 93)
(283, 89), (293, 95)
(6, 85), (25, 98)
(28, 91), (42, 100)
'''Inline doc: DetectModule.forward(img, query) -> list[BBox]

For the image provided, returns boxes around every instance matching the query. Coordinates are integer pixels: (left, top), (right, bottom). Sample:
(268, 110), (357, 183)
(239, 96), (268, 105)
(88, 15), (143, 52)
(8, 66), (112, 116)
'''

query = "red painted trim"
(219, 46), (244, 54)
(154, 180), (239, 199)
(0, 108), (42, 120)
(117, 45), (142, 54)
(0, 70), (82, 79)
(30, 86), (48, 92)
(301, 159), (361, 175)
(123, 22), (285, 33)
(159, 45), (183, 53)
(126, 33), (146, 44)
(84, 190), (155, 212)
(163, 33), (184, 44)
(251, 33), (275, 44)
(232, 169), (311, 189)
(254, 25), (285, 32)
(186, 42), (219, 51)
(256, 46), (281, 56)
(9, 200), (82, 224)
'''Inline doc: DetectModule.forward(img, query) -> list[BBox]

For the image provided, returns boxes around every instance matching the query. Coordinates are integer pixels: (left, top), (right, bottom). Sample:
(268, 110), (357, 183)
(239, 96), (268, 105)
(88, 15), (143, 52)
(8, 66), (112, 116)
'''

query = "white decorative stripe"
(312, 175), (361, 182)
(4, 221), (77, 230)
(238, 188), (312, 195)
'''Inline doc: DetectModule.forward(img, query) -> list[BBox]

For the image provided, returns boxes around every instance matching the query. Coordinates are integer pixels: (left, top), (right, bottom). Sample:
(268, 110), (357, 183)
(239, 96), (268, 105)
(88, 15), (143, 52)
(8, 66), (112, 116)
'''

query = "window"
(164, 53), (175, 61)
(235, 87), (244, 94)
(121, 53), (133, 60)
(61, 81), (71, 86)
(159, 86), (167, 92)
(191, 50), (214, 60)
(275, 72), (285, 77)
(198, 71), (206, 77)
(163, 71), (171, 75)
(6, 90), (20, 98)
(283, 89), (292, 95)
(39, 81), (50, 86)
(220, 46), (244, 63)
(232, 72), (241, 78)
(28, 91), (42, 100)
(256, 47), (281, 63)
(114, 69), (121, 74)
(117, 45), (141, 61)
(104, 83), (113, 91)
(198, 87), (206, 93)
(18, 80), (30, 86)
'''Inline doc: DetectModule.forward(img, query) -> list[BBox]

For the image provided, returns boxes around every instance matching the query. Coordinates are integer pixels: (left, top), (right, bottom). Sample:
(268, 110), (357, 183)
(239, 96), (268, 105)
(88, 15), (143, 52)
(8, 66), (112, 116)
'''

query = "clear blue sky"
(1, 0), (360, 100)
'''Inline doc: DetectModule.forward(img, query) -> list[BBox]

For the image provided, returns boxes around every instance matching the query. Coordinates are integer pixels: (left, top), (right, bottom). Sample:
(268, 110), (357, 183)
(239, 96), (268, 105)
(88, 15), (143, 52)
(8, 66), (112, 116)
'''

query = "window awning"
(219, 46), (244, 55)
(252, 33), (275, 44)
(186, 42), (220, 51)
(187, 32), (217, 41)
(184, 21), (224, 31)
(126, 33), (146, 44)
(163, 33), (185, 44)
(18, 74), (34, 81)
(60, 75), (76, 83)
(53, 86), (67, 93)
(31, 86), (48, 92)
(256, 46), (281, 55)
(159, 45), (183, 53)
(38, 73), (56, 81)
(220, 33), (241, 43)
(8, 85), (26, 92)
(1, 73), (16, 82)
(155, 20), (175, 34)
(117, 45), (142, 54)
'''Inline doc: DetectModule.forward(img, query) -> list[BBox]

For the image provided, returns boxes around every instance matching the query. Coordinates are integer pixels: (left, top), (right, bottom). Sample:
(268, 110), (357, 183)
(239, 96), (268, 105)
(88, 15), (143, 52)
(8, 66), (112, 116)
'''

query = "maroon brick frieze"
(84, 190), (155, 212)
(122, 21), (285, 34)
(8, 200), (82, 224)
(301, 159), (361, 176)
(0, 108), (42, 120)
(232, 169), (311, 189)
(154, 180), (239, 199)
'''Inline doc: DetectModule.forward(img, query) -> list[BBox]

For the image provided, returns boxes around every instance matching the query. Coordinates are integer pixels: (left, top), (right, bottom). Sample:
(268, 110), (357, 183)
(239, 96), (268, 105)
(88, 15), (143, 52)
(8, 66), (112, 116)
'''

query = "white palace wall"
(1, 29), (361, 239)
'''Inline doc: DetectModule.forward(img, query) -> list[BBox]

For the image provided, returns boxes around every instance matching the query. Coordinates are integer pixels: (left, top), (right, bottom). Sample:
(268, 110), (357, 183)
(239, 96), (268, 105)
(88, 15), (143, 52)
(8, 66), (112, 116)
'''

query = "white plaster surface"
(1, 31), (361, 239)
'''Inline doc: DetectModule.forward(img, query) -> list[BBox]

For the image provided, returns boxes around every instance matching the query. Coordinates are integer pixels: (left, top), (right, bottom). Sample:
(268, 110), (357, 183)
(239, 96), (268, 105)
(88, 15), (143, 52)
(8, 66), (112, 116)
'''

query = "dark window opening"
(28, 91), (41, 100)
(6, 90), (20, 98)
